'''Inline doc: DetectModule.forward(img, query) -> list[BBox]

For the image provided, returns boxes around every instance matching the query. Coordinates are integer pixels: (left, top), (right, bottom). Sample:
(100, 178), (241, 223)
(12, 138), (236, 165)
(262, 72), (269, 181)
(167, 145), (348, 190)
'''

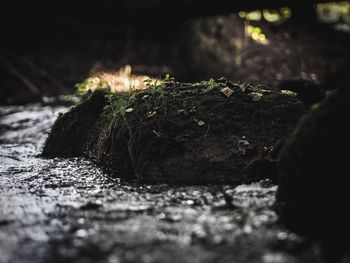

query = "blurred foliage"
(317, 1), (350, 23)
(238, 2), (350, 26)
(246, 25), (269, 45)
(239, 8), (291, 22)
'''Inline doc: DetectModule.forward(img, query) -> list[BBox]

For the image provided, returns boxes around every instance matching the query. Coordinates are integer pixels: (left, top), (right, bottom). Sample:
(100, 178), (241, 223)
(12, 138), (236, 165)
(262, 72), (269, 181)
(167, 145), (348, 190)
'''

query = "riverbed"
(0, 104), (321, 263)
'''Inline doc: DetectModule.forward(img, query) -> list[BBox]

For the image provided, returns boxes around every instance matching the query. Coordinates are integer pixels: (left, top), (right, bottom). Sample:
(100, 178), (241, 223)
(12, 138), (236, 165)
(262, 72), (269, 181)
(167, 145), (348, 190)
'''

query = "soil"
(43, 80), (306, 184)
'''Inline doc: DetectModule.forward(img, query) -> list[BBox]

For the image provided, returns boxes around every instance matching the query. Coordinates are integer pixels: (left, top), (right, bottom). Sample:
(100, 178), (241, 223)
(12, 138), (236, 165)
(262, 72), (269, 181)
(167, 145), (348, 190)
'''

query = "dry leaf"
(147, 111), (157, 118)
(281, 90), (297, 97)
(194, 119), (205, 126)
(220, 87), (234, 98)
(239, 83), (249, 92)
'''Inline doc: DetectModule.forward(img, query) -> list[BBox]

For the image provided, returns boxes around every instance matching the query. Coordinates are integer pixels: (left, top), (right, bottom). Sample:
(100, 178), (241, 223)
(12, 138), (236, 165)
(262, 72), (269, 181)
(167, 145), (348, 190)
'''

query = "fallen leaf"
(194, 119), (205, 126)
(281, 90), (297, 97)
(125, 108), (134, 113)
(147, 111), (157, 118)
(239, 82), (250, 92)
(221, 87), (234, 98)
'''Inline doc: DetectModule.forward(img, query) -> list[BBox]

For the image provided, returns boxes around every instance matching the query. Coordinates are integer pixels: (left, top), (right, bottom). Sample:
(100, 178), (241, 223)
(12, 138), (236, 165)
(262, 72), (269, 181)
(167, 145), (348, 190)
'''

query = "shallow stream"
(0, 104), (321, 263)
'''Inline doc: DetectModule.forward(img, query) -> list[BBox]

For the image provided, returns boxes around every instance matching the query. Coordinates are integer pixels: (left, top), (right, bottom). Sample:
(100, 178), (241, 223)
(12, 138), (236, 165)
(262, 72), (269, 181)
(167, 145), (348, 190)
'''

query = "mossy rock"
(43, 80), (306, 184)
(276, 87), (350, 259)
(43, 91), (107, 156)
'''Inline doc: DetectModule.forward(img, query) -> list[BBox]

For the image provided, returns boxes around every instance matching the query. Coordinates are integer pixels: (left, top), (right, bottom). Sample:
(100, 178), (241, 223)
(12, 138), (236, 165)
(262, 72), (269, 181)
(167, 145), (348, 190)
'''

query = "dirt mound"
(43, 80), (305, 184)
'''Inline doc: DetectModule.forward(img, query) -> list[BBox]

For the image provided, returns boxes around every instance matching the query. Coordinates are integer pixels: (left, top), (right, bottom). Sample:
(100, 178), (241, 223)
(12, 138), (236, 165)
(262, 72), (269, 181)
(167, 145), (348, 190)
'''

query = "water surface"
(0, 104), (320, 263)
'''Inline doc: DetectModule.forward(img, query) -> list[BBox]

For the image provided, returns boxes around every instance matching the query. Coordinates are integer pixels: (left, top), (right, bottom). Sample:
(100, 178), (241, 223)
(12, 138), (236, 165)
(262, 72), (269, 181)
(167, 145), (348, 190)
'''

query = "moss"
(43, 80), (306, 184)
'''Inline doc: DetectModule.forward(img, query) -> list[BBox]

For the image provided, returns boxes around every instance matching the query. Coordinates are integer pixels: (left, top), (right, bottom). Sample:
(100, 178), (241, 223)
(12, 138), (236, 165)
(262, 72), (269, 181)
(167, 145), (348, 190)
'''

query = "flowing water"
(0, 104), (321, 263)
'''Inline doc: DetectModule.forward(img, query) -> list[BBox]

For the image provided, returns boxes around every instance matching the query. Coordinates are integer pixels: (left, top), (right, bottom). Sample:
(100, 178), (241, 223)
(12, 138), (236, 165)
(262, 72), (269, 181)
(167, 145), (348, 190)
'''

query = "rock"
(276, 87), (350, 260)
(43, 91), (107, 157)
(43, 80), (305, 184)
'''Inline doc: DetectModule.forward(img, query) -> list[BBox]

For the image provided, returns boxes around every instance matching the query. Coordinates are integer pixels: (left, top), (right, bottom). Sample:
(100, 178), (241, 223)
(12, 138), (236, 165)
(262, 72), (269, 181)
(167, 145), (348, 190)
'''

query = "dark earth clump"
(43, 80), (306, 184)
(43, 91), (107, 157)
(276, 87), (350, 262)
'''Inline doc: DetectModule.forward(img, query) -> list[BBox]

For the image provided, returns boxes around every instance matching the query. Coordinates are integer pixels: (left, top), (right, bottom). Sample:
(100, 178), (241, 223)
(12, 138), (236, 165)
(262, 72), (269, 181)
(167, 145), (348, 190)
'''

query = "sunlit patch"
(239, 3), (350, 24)
(317, 1), (350, 23)
(280, 7), (292, 19)
(239, 10), (262, 21)
(262, 10), (281, 22)
(239, 8), (291, 22)
(76, 65), (159, 94)
(246, 25), (269, 45)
